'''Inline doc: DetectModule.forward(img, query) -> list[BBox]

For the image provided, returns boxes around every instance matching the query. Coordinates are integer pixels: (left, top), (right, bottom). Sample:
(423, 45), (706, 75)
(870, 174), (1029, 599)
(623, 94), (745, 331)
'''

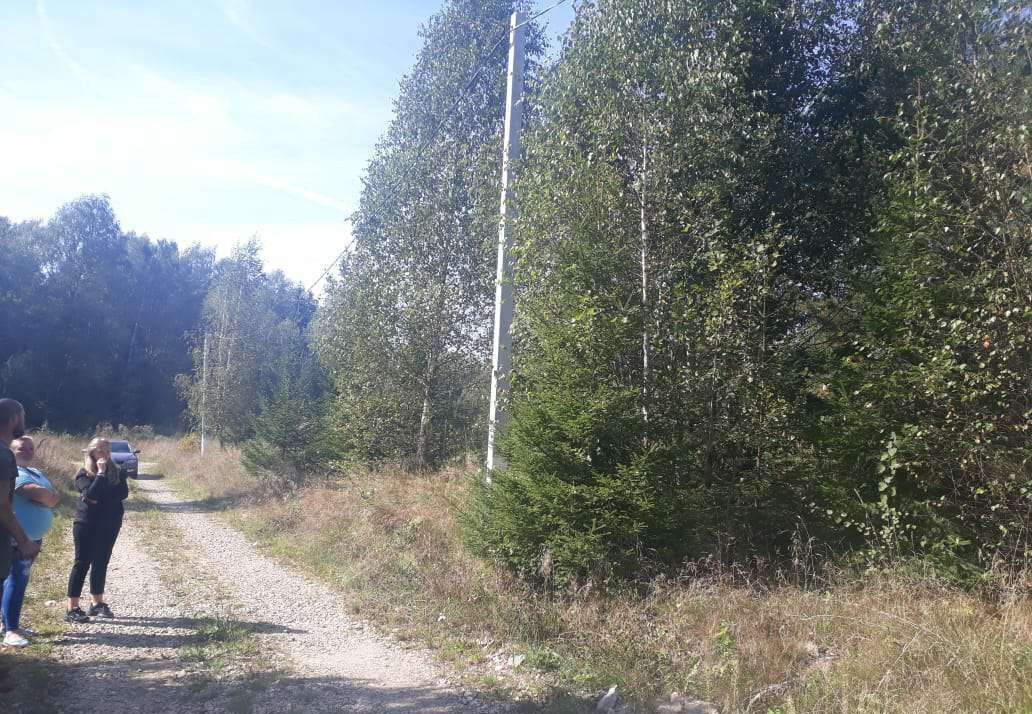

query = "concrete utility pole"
(200, 332), (209, 457)
(487, 10), (527, 473)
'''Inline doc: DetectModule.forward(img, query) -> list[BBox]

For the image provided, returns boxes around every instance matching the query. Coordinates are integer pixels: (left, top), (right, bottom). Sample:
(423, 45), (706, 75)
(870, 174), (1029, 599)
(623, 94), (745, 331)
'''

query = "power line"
(306, 0), (573, 294)
(520, 0), (571, 29)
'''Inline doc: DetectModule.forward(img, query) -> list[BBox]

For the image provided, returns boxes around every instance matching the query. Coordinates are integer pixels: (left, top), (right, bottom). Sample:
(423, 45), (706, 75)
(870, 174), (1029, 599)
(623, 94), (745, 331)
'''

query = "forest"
(1, 0), (1029, 585)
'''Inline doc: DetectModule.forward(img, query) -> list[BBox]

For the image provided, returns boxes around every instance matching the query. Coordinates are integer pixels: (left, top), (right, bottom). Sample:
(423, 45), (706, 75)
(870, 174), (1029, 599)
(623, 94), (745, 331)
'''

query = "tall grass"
(141, 435), (1032, 712)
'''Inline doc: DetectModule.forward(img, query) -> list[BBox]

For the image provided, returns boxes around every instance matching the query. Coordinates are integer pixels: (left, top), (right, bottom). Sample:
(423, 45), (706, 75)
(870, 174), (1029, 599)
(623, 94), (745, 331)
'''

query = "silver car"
(109, 440), (141, 478)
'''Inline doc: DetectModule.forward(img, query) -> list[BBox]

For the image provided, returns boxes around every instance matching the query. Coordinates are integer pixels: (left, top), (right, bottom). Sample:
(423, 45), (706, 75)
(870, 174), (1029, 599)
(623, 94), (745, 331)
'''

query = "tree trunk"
(639, 137), (650, 428)
(415, 375), (433, 471)
(414, 262), (449, 470)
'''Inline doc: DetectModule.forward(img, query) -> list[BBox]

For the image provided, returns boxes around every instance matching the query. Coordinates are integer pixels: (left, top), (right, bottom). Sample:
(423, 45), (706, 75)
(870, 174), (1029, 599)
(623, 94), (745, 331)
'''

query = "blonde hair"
(84, 437), (116, 477)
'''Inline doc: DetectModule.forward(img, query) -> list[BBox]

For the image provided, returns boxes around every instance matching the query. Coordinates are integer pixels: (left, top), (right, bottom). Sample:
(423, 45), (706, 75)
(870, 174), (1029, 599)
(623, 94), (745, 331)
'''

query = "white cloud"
(245, 172), (351, 214)
(4, 3), (398, 283)
(150, 220), (354, 290)
(0, 62), (359, 222)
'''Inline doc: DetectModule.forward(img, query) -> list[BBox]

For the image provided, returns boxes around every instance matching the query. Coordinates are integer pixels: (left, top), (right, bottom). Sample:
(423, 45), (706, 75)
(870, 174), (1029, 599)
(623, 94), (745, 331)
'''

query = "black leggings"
(67, 520), (122, 597)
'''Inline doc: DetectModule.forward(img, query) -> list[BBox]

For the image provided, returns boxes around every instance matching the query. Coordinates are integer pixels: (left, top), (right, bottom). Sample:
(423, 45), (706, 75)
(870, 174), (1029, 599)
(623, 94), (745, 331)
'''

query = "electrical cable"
(518, 0), (571, 29)
(305, 0), (572, 294)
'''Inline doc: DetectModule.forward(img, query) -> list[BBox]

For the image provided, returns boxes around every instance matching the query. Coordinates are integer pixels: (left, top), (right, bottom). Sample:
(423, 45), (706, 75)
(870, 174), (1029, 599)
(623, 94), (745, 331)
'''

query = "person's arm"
(0, 479), (40, 559)
(115, 467), (129, 501)
(76, 471), (101, 504)
(17, 482), (60, 508)
(84, 475), (107, 500)
(74, 471), (91, 493)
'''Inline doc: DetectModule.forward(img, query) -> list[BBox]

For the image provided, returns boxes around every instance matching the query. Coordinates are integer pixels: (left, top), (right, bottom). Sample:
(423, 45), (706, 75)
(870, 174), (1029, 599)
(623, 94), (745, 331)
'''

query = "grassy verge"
(140, 436), (1032, 713)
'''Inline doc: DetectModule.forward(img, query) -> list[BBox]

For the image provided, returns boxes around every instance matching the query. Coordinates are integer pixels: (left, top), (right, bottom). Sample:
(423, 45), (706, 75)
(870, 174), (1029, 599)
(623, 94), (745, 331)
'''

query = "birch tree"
(315, 0), (542, 469)
(183, 240), (317, 442)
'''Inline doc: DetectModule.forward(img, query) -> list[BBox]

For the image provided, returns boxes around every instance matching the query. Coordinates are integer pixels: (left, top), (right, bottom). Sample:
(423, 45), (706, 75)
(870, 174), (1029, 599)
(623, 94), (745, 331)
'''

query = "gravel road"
(36, 472), (506, 713)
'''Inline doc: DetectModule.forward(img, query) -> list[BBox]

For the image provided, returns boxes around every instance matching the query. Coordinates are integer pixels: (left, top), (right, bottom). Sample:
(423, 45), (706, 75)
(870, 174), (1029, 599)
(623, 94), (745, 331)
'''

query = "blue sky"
(0, 0), (575, 288)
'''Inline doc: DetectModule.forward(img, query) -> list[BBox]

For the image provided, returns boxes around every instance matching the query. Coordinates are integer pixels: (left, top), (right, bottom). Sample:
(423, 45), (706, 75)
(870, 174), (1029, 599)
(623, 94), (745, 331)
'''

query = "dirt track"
(32, 472), (503, 714)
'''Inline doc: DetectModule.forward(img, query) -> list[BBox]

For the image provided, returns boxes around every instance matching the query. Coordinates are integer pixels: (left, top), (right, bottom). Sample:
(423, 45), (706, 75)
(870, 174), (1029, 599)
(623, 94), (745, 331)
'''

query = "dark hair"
(0, 398), (24, 424)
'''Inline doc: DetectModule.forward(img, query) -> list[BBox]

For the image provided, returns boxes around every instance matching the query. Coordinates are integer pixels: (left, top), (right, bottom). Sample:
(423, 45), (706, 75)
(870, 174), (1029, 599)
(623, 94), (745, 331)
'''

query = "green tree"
(183, 240), (319, 443)
(1, 195), (215, 432)
(241, 378), (331, 491)
(814, 1), (1032, 569)
(469, 0), (876, 582)
(315, 0), (542, 469)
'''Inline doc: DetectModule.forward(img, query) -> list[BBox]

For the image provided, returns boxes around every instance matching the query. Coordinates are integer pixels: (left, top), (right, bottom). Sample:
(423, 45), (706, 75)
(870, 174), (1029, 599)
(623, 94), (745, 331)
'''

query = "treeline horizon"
(2, 0), (1029, 584)
(0, 195), (316, 437)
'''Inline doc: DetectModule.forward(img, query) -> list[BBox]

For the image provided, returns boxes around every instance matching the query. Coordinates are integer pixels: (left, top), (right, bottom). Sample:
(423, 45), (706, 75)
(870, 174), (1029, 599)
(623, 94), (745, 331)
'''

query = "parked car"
(109, 440), (141, 478)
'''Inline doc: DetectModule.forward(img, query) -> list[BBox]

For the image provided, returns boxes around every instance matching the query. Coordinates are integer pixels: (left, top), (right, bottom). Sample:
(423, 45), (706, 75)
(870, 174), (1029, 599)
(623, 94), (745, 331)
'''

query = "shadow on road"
(132, 473), (163, 481)
(122, 478), (244, 514)
(128, 494), (244, 514)
(53, 615), (308, 652)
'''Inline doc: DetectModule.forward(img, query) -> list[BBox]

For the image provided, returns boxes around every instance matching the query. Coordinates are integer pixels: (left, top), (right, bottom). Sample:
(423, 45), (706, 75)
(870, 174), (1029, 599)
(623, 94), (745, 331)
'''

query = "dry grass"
(138, 435), (1032, 713)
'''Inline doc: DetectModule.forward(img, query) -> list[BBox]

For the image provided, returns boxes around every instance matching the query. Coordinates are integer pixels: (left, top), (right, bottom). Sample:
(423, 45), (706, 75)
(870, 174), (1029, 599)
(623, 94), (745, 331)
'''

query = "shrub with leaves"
(470, 0), (1031, 583)
(814, 1), (1032, 568)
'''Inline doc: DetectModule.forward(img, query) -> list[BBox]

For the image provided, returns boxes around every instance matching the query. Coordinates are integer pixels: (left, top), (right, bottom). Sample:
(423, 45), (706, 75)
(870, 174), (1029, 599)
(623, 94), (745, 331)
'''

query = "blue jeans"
(2, 540), (42, 631)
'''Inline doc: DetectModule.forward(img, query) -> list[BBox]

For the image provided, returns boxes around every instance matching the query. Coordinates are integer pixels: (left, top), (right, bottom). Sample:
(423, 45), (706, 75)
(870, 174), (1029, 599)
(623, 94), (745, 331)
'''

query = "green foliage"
(0, 195), (322, 441)
(241, 381), (332, 491)
(0, 194), (213, 432)
(470, 0), (854, 582)
(314, 0), (543, 469)
(470, 0), (1031, 583)
(812, 1), (1032, 566)
(181, 240), (320, 444)
(4, 0), (1028, 588)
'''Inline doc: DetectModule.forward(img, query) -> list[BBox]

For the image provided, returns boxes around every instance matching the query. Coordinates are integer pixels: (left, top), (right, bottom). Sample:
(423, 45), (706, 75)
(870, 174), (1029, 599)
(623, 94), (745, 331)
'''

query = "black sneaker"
(88, 603), (114, 619)
(64, 607), (91, 624)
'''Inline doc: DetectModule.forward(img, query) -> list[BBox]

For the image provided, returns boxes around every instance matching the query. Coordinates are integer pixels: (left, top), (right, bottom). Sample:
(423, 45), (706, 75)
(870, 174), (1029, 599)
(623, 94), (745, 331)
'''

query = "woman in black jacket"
(65, 437), (128, 623)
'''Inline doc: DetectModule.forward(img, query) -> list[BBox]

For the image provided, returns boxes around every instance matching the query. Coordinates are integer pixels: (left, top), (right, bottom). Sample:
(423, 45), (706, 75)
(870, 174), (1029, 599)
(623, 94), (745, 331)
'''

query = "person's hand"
(17, 539), (40, 560)
(97, 457), (108, 472)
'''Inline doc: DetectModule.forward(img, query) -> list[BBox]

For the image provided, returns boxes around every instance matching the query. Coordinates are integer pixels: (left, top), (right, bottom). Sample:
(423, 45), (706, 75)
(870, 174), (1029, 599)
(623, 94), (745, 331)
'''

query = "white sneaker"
(2, 630), (29, 647)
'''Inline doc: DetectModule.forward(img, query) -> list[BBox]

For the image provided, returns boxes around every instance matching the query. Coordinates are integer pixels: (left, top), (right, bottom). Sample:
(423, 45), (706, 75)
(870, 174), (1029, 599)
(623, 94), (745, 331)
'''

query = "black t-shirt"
(0, 444), (15, 542)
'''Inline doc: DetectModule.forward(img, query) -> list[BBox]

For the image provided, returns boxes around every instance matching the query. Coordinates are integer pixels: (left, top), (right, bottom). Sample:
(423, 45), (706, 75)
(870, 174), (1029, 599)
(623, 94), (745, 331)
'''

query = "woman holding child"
(65, 437), (129, 624)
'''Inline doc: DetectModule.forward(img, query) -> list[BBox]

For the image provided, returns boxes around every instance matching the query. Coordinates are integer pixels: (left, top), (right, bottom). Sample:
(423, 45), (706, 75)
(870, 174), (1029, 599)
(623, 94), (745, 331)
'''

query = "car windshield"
(110, 441), (131, 453)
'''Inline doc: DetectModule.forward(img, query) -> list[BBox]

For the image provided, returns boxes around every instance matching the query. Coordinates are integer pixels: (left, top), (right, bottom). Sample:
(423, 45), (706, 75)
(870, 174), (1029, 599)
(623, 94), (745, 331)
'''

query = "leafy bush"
(177, 432), (201, 453)
(468, 0), (847, 583)
(812, 3), (1032, 566)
